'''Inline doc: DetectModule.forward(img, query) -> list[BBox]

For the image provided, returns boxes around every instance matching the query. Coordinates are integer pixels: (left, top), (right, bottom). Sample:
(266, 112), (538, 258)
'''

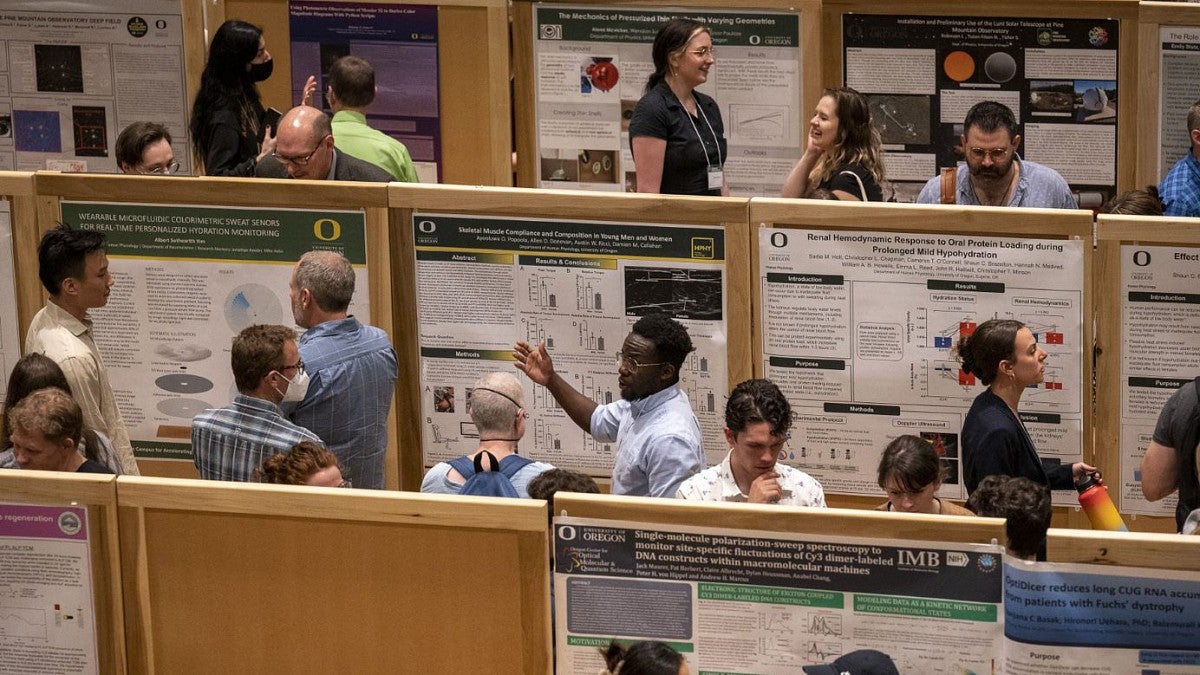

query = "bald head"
(274, 106), (335, 179)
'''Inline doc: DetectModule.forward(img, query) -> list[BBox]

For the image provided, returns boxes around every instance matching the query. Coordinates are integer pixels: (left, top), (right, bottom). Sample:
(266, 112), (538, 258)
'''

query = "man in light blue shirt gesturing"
(513, 314), (703, 497)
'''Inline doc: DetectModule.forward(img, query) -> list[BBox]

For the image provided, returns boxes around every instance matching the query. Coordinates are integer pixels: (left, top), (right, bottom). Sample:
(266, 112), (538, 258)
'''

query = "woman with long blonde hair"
(782, 87), (884, 201)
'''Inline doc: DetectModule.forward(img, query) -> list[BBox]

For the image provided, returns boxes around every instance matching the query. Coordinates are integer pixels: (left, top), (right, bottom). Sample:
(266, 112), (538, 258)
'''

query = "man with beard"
(916, 101), (1076, 208)
(513, 314), (703, 497)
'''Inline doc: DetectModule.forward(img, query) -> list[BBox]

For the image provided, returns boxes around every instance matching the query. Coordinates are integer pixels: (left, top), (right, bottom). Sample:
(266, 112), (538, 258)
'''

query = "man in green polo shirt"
(327, 55), (419, 183)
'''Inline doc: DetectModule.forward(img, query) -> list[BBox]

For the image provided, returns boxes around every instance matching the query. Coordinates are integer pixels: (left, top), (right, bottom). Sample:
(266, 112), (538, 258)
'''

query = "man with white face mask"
(191, 324), (324, 481)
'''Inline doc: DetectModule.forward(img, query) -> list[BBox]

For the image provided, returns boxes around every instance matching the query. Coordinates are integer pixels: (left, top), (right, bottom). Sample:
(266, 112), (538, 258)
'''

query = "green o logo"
(314, 218), (341, 241)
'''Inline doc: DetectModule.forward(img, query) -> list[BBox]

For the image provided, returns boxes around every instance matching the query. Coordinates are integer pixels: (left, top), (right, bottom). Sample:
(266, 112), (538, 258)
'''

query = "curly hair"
(255, 441), (338, 484)
(631, 314), (694, 372)
(954, 319), (1023, 386)
(725, 378), (793, 437)
(967, 475), (1051, 559)
(600, 641), (683, 675)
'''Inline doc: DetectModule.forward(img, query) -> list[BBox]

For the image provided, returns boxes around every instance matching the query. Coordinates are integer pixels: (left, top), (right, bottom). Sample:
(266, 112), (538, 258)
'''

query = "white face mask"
(274, 369), (310, 403)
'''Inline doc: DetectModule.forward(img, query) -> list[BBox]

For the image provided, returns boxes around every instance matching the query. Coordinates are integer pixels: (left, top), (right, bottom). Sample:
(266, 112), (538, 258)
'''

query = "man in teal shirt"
(327, 55), (419, 183)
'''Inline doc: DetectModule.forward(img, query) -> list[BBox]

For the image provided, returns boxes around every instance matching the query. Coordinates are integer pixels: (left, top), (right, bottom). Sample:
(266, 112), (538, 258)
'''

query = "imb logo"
(691, 237), (715, 259)
(897, 549), (940, 567)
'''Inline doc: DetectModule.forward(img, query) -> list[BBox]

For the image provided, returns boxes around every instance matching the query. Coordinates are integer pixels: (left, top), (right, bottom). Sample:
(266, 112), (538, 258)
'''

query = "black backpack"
(447, 451), (534, 498)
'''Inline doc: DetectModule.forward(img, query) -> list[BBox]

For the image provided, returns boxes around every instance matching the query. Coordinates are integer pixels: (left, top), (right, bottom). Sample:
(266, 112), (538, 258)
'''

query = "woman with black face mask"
(190, 20), (311, 176)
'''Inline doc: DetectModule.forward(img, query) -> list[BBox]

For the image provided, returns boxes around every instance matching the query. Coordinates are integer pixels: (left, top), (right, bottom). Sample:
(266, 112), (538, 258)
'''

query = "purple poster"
(289, 1), (441, 182)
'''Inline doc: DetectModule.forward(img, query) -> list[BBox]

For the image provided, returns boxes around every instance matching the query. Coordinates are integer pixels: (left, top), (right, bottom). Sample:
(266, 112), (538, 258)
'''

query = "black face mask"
(247, 58), (273, 82)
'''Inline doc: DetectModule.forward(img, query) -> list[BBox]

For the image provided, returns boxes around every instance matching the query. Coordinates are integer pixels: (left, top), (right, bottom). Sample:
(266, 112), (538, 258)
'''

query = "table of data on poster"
(843, 14), (1118, 206)
(758, 227), (1085, 502)
(413, 213), (728, 471)
(553, 516), (1005, 674)
(61, 201), (369, 461)
(533, 5), (802, 195)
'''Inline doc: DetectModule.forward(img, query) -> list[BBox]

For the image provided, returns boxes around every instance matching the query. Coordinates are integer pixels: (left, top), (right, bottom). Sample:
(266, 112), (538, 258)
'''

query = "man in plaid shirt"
(1160, 99), (1200, 218)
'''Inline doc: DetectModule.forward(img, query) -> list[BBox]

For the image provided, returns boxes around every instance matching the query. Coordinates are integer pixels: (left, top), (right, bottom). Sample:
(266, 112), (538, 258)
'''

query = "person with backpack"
(421, 372), (553, 498)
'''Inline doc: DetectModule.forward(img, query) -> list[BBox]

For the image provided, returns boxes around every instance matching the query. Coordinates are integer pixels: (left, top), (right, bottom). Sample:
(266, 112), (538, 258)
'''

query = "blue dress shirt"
(590, 384), (704, 497)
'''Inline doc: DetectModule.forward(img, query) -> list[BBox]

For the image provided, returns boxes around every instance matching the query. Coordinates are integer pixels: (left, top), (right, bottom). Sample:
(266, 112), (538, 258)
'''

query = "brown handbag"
(939, 166), (957, 204)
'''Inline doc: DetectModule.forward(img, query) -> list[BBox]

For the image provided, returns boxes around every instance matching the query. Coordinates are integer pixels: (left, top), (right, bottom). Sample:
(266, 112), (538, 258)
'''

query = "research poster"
(1004, 558), (1200, 673)
(0, 503), (98, 675)
(0, 201), (19, 403)
(1159, 26), (1200, 181)
(0, 0), (189, 173)
(289, 1), (441, 182)
(759, 228), (1086, 503)
(413, 213), (728, 472)
(1117, 244), (1200, 517)
(553, 516), (1005, 674)
(61, 201), (369, 461)
(843, 15), (1119, 206)
(533, 5), (802, 196)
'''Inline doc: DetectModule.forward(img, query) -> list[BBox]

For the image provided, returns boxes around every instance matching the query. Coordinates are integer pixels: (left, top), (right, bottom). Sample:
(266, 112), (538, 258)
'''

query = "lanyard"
(679, 95), (722, 168)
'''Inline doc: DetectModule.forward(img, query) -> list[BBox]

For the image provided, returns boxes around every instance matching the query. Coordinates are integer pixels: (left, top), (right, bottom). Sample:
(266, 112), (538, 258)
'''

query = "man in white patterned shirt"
(676, 378), (825, 506)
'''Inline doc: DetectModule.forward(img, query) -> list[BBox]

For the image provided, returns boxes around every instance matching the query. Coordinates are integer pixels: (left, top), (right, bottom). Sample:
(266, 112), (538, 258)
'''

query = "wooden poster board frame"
(1134, 2), (1200, 188)
(1093, 213), (1200, 534)
(29, 173), (398, 486)
(510, 0), (823, 189)
(1047, 526), (1200, 571)
(116, 477), (551, 673)
(0, 172), (38, 350)
(200, 0), (512, 186)
(0, 471), (126, 674)
(749, 199), (1095, 525)
(388, 183), (753, 491)
(820, 0), (1141, 198)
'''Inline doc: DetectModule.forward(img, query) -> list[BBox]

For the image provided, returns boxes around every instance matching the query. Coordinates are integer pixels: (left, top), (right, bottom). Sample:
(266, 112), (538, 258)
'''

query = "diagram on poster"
(1117, 244), (1200, 516)
(414, 213), (728, 473)
(289, 1), (441, 182)
(0, 1), (189, 173)
(61, 201), (369, 461)
(534, 5), (801, 196)
(759, 227), (1085, 501)
(843, 15), (1118, 206)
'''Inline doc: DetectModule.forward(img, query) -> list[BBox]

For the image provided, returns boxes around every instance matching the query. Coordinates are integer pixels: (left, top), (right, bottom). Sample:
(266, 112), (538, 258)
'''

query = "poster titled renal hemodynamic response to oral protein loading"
(1117, 244), (1200, 517)
(61, 201), (369, 461)
(553, 516), (1005, 674)
(0, 0), (188, 173)
(843, 14), (1118, 206)
(413, 214), (728, 472)
(289, 1), (441, 182)
(533, 5), (801, 196)
(758, 228), (1086, 503)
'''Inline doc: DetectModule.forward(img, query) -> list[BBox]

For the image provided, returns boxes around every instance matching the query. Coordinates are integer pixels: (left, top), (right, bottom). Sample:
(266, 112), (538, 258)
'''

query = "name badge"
(707, 166), (723, 191)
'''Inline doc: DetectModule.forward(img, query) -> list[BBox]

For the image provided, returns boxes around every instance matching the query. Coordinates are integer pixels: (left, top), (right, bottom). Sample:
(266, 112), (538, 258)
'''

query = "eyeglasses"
(279, 359), (305, 375)
(338, 478), (352, 488)
(139, 161), (180, 175)
(273, 135), (330, 166)
(616, 352), (666, 370)
(968, 147), (1011, 161)
(687, 47), (715, 58)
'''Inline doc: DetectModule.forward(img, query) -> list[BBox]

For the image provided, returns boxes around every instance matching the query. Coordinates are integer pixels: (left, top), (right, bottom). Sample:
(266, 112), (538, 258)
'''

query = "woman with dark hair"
(957, 319), (1093, 494)
(876, 435), (972, 515)
(782, 87), (884, 201)
(629, 18), (727, 196)
(190, 20), (314, 176)
(1, 353), (120, 473)
(255, 440), (348, 487)
(600, 641), (687, 675)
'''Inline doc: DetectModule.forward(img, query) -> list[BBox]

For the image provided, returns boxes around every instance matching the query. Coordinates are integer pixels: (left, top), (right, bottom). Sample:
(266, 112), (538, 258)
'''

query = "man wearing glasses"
(676, 378), (825, 506)
(191, 324), (324, 482)
(115, 122), (180, 175)
(254, 106), (392, 182)
(916, 101), (1076, 209)
(513, 314), (703, 497)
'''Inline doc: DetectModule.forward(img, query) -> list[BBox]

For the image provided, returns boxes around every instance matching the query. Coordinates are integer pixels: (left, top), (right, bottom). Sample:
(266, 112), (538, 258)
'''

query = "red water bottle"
(1075, 472), (1127, 531)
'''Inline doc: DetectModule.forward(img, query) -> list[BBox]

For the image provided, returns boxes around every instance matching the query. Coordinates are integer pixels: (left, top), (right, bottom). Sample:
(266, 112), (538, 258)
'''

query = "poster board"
(750, 199), (1093, 517)
(31, 173), (397, 485)
(551, 492), (1006, 674)
(0, 471), (125, 674)
(512, 0), (823, 192)
(116, 476), (551, 672)
(1093, 213), (1200, 533)
(1138, 2), (1200, 187)
(390, 183), (752, 491)
(821, 0), (1139, 205)
(207, 0), (511, 186)
(0, 0), (193, 174)
(0, 172), (34, 397)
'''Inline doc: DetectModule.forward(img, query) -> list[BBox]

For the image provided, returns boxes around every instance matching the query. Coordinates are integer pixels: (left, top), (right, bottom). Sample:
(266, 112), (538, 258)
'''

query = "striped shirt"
(192, 394), (322, 482)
